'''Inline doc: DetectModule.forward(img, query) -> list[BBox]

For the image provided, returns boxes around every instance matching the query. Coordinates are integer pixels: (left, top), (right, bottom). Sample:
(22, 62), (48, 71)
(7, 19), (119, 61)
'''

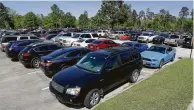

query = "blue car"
(121, 42), (148, 52)
(141, 45), (176, 68)
(5, 39), (42, 60)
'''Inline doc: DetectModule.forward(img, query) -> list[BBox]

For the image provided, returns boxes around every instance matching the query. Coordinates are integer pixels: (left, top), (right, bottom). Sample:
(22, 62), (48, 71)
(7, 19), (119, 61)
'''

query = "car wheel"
(84, 89), (101, 109)
(129, 69), (140, 83)
(159, 59), (164, 69)
(171, 54), (176, 62)
(31, 58), (40, 68)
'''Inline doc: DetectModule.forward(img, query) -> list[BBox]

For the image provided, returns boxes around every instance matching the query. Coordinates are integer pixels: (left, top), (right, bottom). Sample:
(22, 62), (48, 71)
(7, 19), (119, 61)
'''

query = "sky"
(2, 1), (193, 18)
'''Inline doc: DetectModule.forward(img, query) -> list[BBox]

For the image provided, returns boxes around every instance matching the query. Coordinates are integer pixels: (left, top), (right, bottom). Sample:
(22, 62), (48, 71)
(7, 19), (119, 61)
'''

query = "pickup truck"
(164, 35), (184, 47)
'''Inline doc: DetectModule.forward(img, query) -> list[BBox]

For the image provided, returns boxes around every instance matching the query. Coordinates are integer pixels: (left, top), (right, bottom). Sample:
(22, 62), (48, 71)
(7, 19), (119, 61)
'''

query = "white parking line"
(27, 70), (41, 75)
(42, 87), (49, 91)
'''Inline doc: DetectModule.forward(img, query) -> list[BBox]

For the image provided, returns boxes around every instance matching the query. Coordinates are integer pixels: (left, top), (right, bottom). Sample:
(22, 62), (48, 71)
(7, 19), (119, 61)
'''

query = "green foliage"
(78, 11), (89, 28)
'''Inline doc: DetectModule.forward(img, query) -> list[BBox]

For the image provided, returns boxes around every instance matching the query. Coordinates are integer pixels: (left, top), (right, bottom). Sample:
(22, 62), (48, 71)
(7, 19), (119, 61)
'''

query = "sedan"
(141, 45), (176, 68)
(121, 42), (148, 53)
(88, 39), (120, 51)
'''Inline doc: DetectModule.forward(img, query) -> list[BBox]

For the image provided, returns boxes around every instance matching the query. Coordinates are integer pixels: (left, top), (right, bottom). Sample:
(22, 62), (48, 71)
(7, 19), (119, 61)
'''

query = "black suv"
(49, 47), (143, 109)
(18, 42), (62, 68)
(40, 47), (91, 78)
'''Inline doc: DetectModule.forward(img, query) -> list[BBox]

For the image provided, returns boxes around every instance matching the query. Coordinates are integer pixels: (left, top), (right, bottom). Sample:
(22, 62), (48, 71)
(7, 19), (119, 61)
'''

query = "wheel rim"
(133, 71), (139, 81)
(90, 92), (100, 106)
(33, 59), (40, 68)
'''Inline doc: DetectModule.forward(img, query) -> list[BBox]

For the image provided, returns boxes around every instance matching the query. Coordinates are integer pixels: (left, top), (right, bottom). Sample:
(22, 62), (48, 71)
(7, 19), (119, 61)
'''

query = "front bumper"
(5, 50), (19, 59)
(143, 60), (159, 67)
(49, 82), (82, 105)
(62, 43), (72, 47)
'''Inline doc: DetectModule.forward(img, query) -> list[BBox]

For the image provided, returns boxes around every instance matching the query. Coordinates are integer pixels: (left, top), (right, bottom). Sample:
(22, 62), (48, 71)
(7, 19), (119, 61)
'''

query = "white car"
(137, 32), (156, 42)
(55, 32), (76, 44)
(72, 39), (96, 47)
(108, 31), (125, 39)
(62, 33), (99, 47)
(97, 30), (109, 37)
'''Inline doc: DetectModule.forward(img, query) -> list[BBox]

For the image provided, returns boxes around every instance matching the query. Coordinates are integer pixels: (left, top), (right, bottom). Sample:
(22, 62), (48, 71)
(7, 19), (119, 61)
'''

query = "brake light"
(2, 44), (5, 48)
(43, 61), (52, 66)
(77, 44), (80, 46)
(22, 53), (30, 57)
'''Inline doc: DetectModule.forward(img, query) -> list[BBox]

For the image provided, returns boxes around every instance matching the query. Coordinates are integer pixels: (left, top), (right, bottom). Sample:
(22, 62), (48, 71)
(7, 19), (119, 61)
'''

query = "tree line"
(0, 1), (193, 33)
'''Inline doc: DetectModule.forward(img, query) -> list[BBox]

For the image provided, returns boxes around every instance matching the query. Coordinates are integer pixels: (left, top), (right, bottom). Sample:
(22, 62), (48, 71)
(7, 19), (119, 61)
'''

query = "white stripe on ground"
(42, 87), (49, 91)
(27, 70), (42, 75)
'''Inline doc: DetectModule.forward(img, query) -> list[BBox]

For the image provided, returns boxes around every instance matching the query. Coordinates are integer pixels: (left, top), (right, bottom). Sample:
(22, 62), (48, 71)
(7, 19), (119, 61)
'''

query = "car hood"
(141, 51), (165, 60)
(53, 66), (101, 87)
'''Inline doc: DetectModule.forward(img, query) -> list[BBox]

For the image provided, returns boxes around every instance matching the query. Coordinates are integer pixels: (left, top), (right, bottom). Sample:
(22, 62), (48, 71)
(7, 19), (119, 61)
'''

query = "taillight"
(2, 44), (5, 48)
(43, 61), (52, 66)
(96, 46), (99, 50)
(77, 44), (80, 46)
(22, 53), (30, 57)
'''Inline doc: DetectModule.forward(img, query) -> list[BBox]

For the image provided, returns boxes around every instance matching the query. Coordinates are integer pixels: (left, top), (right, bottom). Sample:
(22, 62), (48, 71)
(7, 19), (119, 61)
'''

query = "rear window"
(120, 52), (130, 64)
(92, 34), (99, 38)
(48, 49), (66, 58)
(2, 37), (17, 43)
(21, 45), (32, 52)
(20, 37), (28, 40)
(92, 40), (102, 44)
(170, 35), (179, 39)
(77, 39), (85, 43)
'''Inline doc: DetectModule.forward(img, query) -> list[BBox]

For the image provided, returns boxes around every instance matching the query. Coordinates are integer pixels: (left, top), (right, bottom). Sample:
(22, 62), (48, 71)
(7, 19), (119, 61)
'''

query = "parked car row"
(0, 31), (179, 109)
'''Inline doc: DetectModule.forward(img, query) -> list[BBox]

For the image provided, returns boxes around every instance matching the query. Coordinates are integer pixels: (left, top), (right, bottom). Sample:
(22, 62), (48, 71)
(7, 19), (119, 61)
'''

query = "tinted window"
(105, 56), (119, 69)
(2, 37), (17, 43)
(147, 46), (166, 54)
(20, 37), (28, 40)
(85, 39), (95, 43)
(134, 44), (141, 47)
(30, 37), (39, 39)
(66, 51), (81, 57)
(92, 34), (99, 38)
(72, 34), (80, 38)
(34, 46), (48, 52)
(48, 45), (61, 50)
(92, 40), (102, 44)
(81, 49), (90, 56)
(170, 35), (179, 39)
(120, 52), (129, 64)
(121, 43), (133, 47)
(142, 33), (149, 36)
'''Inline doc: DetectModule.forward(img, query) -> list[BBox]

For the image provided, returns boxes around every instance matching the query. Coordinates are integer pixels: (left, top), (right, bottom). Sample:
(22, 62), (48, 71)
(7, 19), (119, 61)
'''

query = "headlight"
(152, 59), (158, 61)
(66, 87), (81, 96)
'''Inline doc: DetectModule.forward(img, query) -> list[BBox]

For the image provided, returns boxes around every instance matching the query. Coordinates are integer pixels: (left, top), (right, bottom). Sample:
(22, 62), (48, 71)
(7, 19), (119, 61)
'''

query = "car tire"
(84, 89), (101, 109)
(171, 54), (176, 62)
(31, 58), (41, 68)
(159, 59), (164, 69)
(129, 69), (140, 83)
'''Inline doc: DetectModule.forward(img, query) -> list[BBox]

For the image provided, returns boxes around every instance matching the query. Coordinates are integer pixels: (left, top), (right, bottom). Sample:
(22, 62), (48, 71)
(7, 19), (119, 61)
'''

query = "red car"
(88, 39), (120, 51)
(120, 34), (131, 40)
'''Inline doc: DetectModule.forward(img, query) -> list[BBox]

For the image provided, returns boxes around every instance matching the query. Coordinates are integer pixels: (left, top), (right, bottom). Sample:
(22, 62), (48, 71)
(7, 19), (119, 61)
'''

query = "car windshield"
(147, 46), (166, 54)
(72, 34), (80, 38)
(76, 53), (106, 73)
(121, 43), (133, 47)
(92, 40), (102, 44)
(142, 33), (149, 36)
(170, 35), (179, 39)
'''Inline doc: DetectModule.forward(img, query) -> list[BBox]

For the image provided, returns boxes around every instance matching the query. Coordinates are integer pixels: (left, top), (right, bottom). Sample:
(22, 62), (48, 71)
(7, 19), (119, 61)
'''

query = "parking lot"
(0, 40), (192, 110)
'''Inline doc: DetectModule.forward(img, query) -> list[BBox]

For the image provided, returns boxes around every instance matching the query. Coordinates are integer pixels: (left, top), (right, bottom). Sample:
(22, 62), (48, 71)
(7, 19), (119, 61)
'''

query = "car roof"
(92, 47), (138, 57)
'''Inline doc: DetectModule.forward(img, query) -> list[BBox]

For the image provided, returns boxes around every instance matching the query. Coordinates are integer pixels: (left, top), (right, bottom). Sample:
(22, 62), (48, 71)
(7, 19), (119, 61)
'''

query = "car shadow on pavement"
(62, 103), (84, 109)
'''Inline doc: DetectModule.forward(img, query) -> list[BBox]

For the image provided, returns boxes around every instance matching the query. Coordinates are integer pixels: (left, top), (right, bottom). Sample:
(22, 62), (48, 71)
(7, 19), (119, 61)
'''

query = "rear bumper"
(40, 66), (57, 77)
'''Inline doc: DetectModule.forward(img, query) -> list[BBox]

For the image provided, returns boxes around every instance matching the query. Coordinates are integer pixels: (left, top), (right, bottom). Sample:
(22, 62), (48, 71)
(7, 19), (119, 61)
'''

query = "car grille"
(138, 37), (144, 39)
(51, 81), (64, 93)
(142, 57), (151, 61)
